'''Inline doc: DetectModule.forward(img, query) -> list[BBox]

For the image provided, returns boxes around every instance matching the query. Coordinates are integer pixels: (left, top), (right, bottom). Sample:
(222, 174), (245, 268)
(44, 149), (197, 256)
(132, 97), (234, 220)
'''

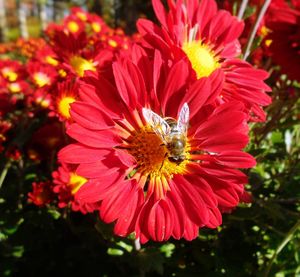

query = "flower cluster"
(3, 1), (290, 244)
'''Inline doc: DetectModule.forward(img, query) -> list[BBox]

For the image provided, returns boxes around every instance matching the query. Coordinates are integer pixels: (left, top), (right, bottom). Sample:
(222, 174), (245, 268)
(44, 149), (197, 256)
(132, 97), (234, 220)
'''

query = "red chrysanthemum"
(58, 49), (255, 243)
(52, 163), (100, 213)
(0, 119), (12, 153)
(35, 45), (60, 67)
(0, 59), (26, 83)
(266, 1), (300, 82)
(63, 15), (86, 36)
(52, 31), (113, 78)
(137, 0), (271, 121)
(51, 80), (79, 121)
(28, 181), (55, 207)
(27, 61), (57, 88)
(26, 120), (66, 161)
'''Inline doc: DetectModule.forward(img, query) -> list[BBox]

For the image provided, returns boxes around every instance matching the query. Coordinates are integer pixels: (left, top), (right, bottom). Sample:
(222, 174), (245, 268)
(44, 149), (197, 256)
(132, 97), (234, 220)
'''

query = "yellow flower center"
(91, 22), (101, 33)
(126, 126), (191, 199)
(69, 173), (87, 195)
(45, 55), (59, 66)
(8, 82), (21, 93)
(76, 12), (87, 21)
(58, 96), (76, 119)
(127, 126), (190, 198)
(67, 21), (79, 33)
(58, 69), (67, 78)
(182, 41), (219, 78)
(33, 72), (51, 87)
(108, 39), (118, 48)
(36, 97), (50, 108)
(69, 56), (96, 77)
(2, 67), (18, 82)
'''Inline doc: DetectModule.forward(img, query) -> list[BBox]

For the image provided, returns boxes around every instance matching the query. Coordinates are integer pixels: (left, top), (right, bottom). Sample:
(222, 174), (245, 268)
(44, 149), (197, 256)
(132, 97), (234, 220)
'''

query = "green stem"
(243, 0), (271, 60)
(0, 162), (10, 190)
(237, 0), (249, 20)
(264, 219), (300, 277)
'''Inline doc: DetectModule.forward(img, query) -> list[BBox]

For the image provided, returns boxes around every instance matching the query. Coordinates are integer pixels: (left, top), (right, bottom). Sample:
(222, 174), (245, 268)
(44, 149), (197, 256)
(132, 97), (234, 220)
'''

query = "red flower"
(27, 61), (57, 88)
(0, 59), (26, 82)
(26, 120), (66, 161)
(52, 163), (100, 213)
(63, 15), (85, 36)
(35, 45), (59, 67)
(0, 119), (12, 153)
(0, 93), (14, 116)
(52, 31), (113, 78)
(51, 80), (80, 121)
(58, 49), (255, 243)
(266, 1), (300, 81)
(137, 0), (271, 121)
(70, 7), (89, 22)
(28, 181), (55, 206)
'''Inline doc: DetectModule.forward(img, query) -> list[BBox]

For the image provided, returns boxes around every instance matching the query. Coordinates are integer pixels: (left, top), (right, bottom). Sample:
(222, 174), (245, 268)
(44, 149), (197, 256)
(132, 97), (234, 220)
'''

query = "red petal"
(214, 151), (256, 168)
(112, 62), (138, 108)
(58, 143), (110, 164)
(152, 0), (168, 28)
(172, 176), (209, 226)
(75, 173), (125, 202)
(70, 101), (115, 130)
(100, 180), (139, 223)
(66, 123), (121, 148)
(114, 184), (144, 237)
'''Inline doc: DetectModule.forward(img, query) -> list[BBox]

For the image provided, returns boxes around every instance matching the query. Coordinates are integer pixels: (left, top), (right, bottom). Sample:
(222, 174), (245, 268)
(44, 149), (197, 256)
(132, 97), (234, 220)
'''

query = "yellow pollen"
(67, 21), (80, 33)
(8, 82), (21, 93)
(36, 97), (50, 108)
(69, 56), (96, 77)
(2, 68), (18, 82)
(265, 39), (272, 47)
(127, 126), (189, 181)
(182, 41), (220, 78)
(69, 173), (87, 195)
(45, 55), (59, 66)
(260, 26), (272, 47)
(33, 72), (51, 87)
(91, 22), (101, 33)
(58, 96), (76, 119)
(58, 69), (67, 78)
(260, 26), (269, 38)
(108, 39), (118, 48)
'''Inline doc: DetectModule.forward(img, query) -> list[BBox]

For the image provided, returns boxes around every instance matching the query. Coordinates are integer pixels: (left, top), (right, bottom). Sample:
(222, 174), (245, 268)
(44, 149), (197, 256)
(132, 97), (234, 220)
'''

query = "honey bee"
(142, 103), (189, 162)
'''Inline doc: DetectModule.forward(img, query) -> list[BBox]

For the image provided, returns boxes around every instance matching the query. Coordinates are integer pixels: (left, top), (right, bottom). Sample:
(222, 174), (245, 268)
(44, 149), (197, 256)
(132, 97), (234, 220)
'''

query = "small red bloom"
(0, 119), (12, 153)
(26, 120), (66, 161)
(52, 163), (100, 213)
(0, 59), (26, 83)
(64, 15), (85, 36)
(28, 181), (55, 206)
(27, 61), (57, 88)
(35, 45), (60, 67)
(51, 80), (79, 121)
(266, 1), (300, 81)
(52, 31), (113, 78)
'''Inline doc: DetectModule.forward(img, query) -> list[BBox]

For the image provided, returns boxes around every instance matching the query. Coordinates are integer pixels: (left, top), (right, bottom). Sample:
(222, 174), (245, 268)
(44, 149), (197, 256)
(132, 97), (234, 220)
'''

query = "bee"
(142, 103), (189, 162)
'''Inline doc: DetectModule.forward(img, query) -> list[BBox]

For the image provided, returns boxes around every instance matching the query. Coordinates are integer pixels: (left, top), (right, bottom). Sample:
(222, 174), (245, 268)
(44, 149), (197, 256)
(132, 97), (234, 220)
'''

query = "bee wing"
(142, 108), (171, 143)
(177, 103), (189, 135)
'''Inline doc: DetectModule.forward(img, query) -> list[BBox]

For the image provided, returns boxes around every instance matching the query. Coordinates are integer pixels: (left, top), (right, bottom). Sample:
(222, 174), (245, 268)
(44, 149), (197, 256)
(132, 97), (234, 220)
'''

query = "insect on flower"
(142, 103), (189, 162)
